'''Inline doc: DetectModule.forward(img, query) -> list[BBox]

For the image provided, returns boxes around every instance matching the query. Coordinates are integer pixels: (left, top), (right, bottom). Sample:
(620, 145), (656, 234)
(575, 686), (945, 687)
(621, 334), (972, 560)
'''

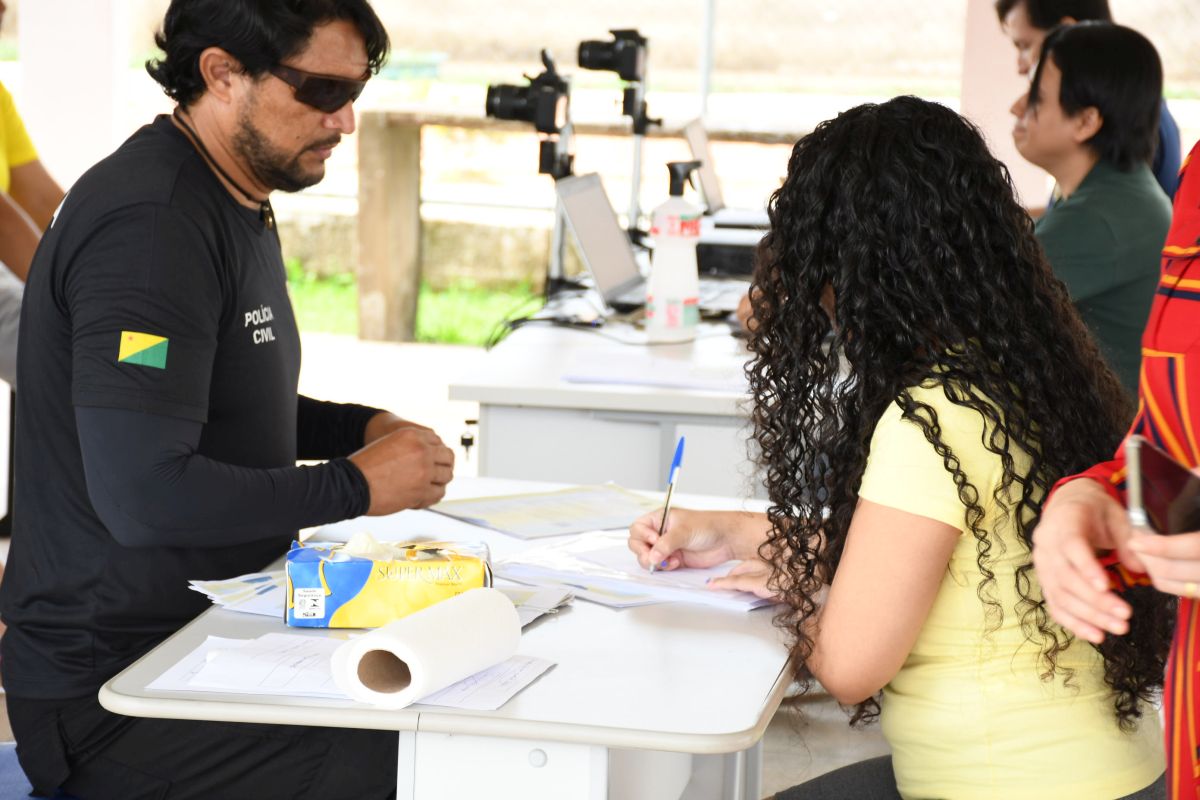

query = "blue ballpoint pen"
(650, 436), (686, 574)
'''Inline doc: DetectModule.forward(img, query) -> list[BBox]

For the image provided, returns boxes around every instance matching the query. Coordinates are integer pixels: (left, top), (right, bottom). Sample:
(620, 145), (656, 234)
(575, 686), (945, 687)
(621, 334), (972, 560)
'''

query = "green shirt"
(1035, 160), (1170, 397)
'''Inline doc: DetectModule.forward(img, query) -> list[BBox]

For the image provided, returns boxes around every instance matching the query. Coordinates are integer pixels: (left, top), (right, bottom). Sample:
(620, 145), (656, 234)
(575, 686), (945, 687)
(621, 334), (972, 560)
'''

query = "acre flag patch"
(118, 331), (168, 369)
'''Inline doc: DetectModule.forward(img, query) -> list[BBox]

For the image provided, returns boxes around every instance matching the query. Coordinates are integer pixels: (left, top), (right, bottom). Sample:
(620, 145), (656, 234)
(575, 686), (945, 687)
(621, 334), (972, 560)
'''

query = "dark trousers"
(772, 755), (1166, 800)
(7, 692), (397, 800)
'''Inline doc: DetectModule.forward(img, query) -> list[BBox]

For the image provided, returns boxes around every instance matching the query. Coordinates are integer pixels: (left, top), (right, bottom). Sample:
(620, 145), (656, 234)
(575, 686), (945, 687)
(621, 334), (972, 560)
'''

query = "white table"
(100, 477), (790, 800)
(449, 324), (765, 498)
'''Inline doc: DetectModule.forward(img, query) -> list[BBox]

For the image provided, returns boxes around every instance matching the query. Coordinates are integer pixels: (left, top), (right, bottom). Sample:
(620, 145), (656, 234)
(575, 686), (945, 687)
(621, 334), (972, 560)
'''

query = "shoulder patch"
(118, 331), (168, 369)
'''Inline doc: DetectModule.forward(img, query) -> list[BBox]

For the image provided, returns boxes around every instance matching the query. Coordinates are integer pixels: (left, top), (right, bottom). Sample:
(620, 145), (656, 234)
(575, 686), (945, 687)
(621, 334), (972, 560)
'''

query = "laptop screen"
(555, 174), (643, 302)
(684, 118), (726, 214)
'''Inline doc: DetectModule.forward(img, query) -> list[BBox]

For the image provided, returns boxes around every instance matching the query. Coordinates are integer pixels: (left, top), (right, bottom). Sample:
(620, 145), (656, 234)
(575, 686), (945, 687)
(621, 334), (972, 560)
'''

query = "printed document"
(431, 484), (660, 539)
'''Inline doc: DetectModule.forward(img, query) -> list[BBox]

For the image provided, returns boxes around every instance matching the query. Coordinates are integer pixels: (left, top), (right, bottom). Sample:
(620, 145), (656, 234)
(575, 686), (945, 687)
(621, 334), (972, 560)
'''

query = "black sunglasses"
(268, 64), (368, 114)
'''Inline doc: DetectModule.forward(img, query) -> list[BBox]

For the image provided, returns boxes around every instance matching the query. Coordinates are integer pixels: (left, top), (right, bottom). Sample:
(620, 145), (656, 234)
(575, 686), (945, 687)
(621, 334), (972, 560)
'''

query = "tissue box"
(285, 538), (491, 628)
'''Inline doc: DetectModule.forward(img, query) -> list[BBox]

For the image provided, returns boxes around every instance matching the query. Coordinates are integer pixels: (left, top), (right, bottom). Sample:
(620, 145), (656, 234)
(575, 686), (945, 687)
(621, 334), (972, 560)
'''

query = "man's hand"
(349, 427), (454, 514)
(1032, 478), (1136, 644)
(362, 411), (431, 446)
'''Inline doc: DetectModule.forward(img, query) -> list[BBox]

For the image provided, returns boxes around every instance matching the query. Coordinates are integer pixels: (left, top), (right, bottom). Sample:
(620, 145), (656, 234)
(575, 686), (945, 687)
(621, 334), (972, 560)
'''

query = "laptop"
(555, 173), (749, 315)
(683, 118), (771, 229)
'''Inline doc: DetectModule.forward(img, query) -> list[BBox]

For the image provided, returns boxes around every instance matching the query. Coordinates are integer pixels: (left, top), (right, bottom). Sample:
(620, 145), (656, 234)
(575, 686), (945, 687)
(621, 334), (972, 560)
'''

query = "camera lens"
(578, 41), (616, 73)
(485, 84), (534, 123)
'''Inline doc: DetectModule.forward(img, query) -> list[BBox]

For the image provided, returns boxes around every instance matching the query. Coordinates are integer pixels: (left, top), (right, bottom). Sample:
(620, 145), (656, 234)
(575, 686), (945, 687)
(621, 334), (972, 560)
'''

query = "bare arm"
(0, 191), (42, 280)
(9, 159), (64, 231)
(803, 499), (958, 705)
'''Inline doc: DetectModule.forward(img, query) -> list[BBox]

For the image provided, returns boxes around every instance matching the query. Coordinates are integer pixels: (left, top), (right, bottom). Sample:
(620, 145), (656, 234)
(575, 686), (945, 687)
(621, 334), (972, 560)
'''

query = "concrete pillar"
(960, 0), (1049, 206)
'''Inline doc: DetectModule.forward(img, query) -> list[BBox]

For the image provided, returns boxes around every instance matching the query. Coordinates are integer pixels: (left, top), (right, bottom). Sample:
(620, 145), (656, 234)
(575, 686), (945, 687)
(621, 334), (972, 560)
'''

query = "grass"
(285, 258), (541, 345)
(415, 280), (541, 345)
(286, 259), (359, 336)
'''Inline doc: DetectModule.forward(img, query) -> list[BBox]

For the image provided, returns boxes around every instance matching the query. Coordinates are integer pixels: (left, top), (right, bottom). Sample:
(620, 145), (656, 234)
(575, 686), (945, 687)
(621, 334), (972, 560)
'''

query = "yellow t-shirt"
(0, 81), (37, 193)
(858, 383), (1163, 800)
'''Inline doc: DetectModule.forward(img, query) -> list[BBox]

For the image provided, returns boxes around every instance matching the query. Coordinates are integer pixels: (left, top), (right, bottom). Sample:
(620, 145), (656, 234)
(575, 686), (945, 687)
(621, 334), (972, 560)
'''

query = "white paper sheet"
(149, 629), (553, 711)
(431, 484), (660, 539)
(562, 350), (748, 393)
(495, 530), (772, 612)
(190, 634), (345, 697)
(188, 571), (286, 618)
(497, 586), (574, 626)
(418, 655), (554, 710)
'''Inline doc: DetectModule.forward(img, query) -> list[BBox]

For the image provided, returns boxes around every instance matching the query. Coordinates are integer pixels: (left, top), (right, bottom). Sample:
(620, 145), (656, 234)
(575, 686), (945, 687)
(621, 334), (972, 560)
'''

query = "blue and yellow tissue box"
(285, 534), (491, 628)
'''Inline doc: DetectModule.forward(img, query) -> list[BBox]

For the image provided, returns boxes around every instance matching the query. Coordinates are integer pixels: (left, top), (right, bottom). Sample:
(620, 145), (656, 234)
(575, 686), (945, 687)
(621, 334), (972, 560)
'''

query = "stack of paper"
(495, 530), (772, 612)
(189, 571), (286, 618)
(498, 586), (574, 626)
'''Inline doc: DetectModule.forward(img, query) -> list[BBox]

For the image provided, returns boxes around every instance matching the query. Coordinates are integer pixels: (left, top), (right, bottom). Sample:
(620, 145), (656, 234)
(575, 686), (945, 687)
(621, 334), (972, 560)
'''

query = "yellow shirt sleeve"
(858, 385), (986, 531)
(0, 81), (38, 193)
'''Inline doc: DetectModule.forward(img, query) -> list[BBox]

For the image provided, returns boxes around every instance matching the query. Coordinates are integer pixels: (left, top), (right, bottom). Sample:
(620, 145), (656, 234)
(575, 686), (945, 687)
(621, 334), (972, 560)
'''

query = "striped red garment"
(1055, 140), (1200, 799)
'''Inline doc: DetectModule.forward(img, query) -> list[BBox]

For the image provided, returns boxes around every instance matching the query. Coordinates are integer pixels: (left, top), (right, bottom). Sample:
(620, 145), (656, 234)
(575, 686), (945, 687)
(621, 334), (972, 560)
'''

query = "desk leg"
(397, 731), (607, 799)
(678, 746), (764, 800)
(727, 741), (763, 800)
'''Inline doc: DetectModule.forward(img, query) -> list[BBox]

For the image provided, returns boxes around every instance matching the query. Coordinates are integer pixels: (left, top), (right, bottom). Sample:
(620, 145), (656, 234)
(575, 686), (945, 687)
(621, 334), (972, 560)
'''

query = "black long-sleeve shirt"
(0, 116), (380, 699)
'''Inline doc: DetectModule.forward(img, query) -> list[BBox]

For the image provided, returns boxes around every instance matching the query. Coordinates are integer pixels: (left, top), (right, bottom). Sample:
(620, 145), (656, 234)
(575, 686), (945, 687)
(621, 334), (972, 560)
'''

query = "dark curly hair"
(146, 0), (390, 107)
(748, 95), (1173, 729)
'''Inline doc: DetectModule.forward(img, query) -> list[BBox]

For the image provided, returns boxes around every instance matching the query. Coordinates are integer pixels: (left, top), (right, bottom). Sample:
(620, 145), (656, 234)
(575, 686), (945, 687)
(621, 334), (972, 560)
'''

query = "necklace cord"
(172, 109), (275, 228)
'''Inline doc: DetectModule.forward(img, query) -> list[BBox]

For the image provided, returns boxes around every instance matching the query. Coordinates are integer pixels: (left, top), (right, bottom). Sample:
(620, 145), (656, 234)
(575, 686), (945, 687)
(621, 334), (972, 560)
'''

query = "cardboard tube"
(331, 588), (520, 708)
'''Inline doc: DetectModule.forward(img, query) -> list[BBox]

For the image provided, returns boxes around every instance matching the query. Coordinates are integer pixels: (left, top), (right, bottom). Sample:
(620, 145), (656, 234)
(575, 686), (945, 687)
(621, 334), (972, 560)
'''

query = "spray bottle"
(646, 160), (703, 343)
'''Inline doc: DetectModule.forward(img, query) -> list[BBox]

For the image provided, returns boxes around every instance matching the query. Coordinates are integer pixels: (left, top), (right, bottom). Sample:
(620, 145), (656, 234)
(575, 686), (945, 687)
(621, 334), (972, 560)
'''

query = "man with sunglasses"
(0, 2), (448, 797)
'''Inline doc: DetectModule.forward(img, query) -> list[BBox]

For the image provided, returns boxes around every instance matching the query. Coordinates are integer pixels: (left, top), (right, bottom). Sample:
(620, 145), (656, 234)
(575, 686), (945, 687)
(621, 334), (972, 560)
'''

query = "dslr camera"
(485, 50), (569, 135)
(578, 29), (647, 83)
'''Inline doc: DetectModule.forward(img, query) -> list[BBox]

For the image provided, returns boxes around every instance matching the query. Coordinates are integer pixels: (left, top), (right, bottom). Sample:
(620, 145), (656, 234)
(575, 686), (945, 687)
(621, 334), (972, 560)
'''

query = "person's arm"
(296, 395), (382, 460)
(1032, 399), (1158, 644)
(631, 500), (958, 705)
(77, 405), (369, 548)
(296, 396), (441, 460)
(0, 191), (41, 280)
(9, 159), (63, 232)
(802, 500), (958, 705)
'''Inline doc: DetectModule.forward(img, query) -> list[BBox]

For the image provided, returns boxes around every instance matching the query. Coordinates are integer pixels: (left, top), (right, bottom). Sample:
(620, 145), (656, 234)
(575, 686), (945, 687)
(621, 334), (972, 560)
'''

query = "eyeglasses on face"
(268, 64), (368, 114)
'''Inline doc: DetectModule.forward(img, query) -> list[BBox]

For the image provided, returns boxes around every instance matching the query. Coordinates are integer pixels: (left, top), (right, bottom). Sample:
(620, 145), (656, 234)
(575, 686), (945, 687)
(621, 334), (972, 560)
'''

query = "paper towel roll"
(331, 587), (520, 709)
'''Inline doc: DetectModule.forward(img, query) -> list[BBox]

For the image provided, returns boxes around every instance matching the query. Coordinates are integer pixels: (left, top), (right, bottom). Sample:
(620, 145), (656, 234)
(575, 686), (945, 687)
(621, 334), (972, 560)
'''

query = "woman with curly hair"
(628, 96), (1170, 798)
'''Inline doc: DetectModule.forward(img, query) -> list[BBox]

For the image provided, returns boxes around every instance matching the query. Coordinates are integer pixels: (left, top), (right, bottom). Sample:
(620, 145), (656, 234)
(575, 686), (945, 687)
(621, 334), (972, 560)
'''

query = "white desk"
(100, 477), (790, 800)
(449, 325), (765, 498)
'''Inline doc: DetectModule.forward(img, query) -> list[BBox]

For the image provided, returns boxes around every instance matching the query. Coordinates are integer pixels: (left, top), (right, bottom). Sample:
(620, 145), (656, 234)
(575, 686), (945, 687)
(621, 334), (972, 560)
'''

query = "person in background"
(996, 0), (1181, 198)
(1010, 22), (1170, 400)
(0, 28), (66, 383)
(630, 96), (1170, 799)
(0, 1), (454, 796)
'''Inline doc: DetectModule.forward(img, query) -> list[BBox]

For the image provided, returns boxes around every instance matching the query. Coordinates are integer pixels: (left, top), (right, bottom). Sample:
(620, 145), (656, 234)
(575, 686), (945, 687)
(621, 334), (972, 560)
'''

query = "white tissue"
(340, 530), (400, 560)
(331, 587), (521, 709)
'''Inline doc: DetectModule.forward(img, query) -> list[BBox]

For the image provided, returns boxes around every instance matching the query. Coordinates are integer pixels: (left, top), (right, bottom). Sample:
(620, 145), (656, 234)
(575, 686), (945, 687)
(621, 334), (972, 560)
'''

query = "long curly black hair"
(748, 96), (1173, 728)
